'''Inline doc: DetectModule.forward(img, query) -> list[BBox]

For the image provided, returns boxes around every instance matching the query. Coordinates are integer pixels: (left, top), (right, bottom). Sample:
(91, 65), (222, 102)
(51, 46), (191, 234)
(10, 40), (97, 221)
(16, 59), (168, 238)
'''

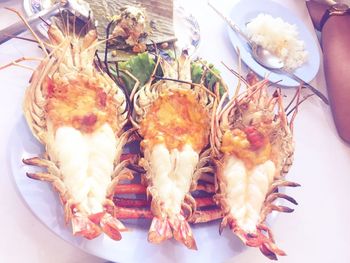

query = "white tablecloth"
(0, 0), (349, 262)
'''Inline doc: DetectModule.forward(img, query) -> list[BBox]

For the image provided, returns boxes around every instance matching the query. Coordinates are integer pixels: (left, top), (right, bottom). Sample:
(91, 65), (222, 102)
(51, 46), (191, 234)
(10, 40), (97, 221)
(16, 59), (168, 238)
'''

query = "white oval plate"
(10, 115), (286, 262)
(10, 117), (248, 263)
(227, 0), (320, 87)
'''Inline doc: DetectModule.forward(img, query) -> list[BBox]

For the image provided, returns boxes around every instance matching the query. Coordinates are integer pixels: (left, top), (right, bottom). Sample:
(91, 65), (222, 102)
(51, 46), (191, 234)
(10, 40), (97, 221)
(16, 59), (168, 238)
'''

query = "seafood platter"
(2, 0), (307, 261)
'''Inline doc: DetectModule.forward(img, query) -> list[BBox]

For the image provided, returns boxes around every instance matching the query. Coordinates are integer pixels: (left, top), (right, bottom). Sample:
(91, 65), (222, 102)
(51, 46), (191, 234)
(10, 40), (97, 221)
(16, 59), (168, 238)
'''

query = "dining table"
(1, 0), (350, 262)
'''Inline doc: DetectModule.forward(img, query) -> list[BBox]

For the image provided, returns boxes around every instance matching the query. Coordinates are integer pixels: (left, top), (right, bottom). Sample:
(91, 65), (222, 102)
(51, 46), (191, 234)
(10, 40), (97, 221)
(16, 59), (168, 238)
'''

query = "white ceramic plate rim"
(10, 115), (285, 262)
(9, 117), (252, 263)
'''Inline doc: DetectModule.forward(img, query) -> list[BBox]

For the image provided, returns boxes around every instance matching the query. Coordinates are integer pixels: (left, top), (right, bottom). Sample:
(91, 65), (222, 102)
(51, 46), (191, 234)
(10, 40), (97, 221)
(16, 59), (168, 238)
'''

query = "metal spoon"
(252, 44), (329, 105)
(208, 2), (329, 105)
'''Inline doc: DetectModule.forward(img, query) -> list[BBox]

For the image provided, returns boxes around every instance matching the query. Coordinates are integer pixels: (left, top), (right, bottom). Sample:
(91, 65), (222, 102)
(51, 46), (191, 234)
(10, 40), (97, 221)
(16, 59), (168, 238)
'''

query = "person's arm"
(307, 1), (350, 143)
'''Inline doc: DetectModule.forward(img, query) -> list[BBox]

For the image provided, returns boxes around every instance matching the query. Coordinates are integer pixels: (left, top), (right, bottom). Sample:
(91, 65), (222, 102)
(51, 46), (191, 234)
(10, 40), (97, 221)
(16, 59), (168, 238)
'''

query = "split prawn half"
(1, 9), (131, 240)
(211, 71), (301, 260)
(129, 54), (218, 249)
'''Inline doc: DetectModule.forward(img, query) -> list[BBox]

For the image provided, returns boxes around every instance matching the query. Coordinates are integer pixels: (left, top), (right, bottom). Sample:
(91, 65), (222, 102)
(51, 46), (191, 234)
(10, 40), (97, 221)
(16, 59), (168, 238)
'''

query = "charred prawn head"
(130, 54), (217, 249)
(211, 72), (300, 260)
(17, 12), (130, 241)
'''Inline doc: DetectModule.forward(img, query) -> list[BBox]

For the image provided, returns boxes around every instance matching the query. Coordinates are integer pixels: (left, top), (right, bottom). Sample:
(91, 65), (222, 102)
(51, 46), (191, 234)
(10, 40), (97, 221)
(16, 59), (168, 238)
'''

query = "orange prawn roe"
(221, 127), (271, 169)
(140, 90), (210, 152)
(44, 76), (119, 133)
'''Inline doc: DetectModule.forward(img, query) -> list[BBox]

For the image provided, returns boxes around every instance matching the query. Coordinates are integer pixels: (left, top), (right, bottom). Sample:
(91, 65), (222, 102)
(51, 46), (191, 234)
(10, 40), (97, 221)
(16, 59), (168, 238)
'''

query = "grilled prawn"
(7, 11), (130, 240)
(211, 72), (300, 260)
(130, 54), (216, 249)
